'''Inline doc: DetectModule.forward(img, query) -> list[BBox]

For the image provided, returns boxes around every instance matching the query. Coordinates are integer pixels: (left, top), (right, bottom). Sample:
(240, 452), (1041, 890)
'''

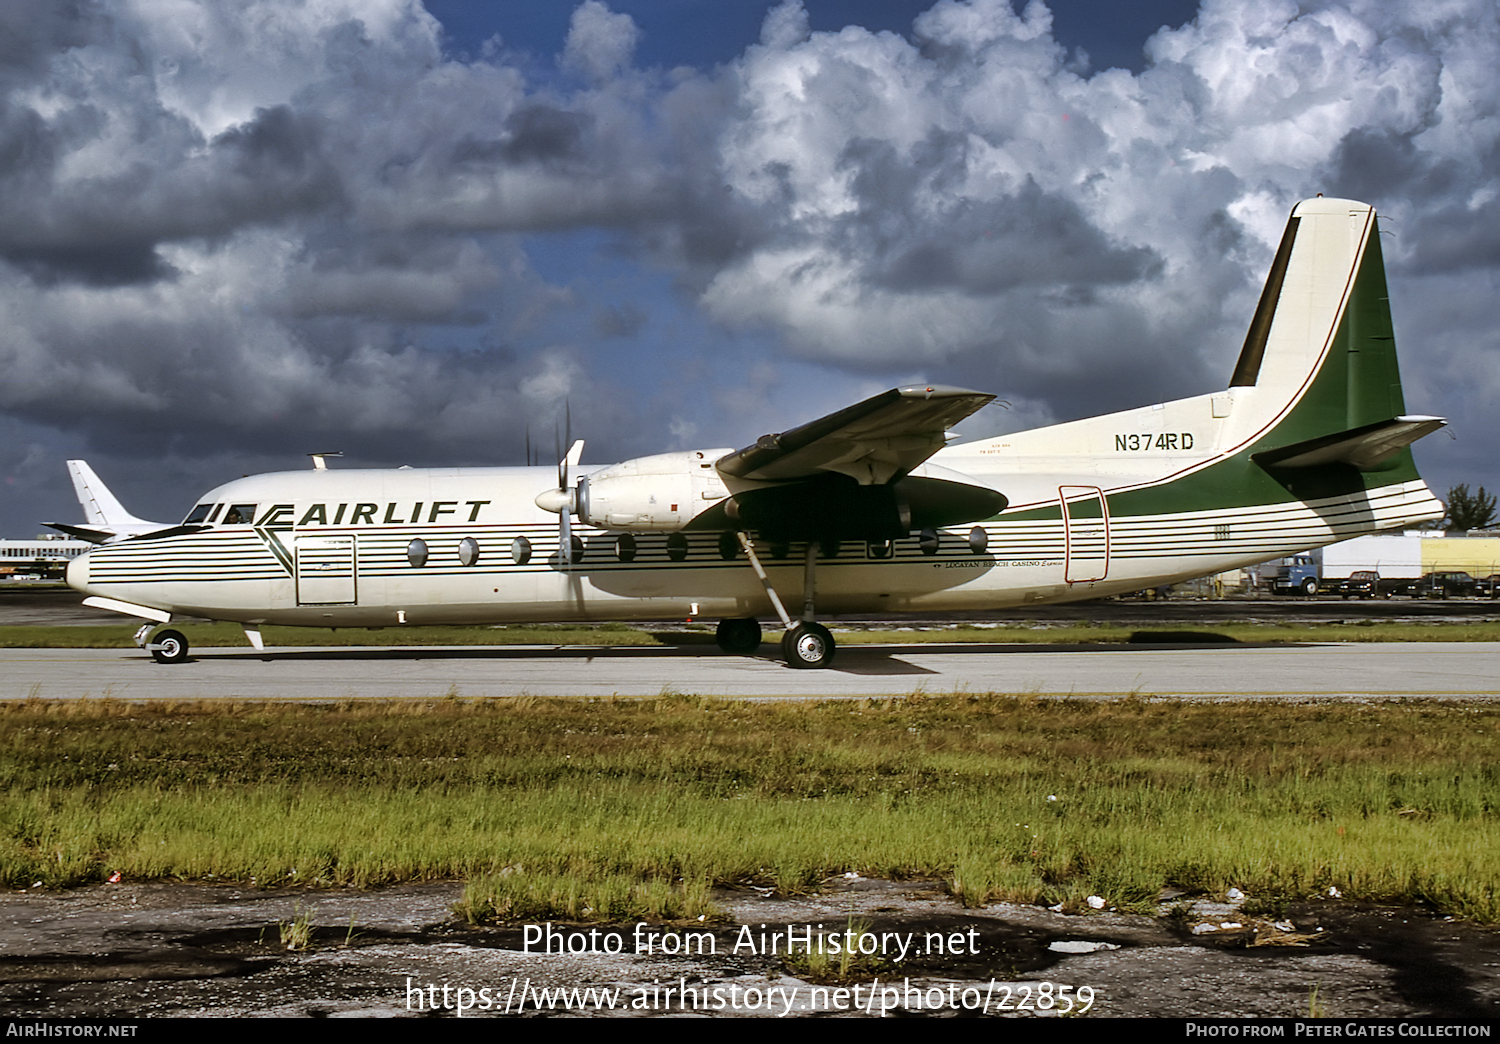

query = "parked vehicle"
(1474, 574), (1500, 599)
(1338, 571), (1381, 599)
(1271, 556), (1322, 596)
(1387, 572), (1479, 598)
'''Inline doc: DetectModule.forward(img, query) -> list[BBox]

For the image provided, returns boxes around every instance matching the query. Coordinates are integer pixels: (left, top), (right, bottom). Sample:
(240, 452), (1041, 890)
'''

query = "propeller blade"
(557, 439), (585, 565)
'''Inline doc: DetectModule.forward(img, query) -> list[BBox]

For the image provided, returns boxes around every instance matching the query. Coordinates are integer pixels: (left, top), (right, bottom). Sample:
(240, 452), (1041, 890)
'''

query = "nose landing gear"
(134, 623), (190, 664)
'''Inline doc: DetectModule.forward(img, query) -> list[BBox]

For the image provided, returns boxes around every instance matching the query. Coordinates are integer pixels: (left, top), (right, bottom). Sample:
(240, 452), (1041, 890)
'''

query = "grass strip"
(2, 695), (1496, 923)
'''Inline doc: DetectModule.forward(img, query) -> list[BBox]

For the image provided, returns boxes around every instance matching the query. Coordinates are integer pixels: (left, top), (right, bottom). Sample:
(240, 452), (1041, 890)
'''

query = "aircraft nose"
(65, 551), (88, 592)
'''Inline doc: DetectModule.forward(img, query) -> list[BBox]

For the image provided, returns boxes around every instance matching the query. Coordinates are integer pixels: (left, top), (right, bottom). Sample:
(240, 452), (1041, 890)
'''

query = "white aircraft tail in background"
(45, 461), (178, 544)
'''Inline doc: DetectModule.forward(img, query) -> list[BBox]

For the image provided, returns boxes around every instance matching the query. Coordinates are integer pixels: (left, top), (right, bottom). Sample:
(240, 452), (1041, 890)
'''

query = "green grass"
(1, 696), (1497, 924)
(5, 618), (1500, 649)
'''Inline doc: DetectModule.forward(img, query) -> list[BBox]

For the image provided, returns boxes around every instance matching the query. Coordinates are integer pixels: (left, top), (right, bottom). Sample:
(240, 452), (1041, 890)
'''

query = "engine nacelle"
(578, 449), (733, 532)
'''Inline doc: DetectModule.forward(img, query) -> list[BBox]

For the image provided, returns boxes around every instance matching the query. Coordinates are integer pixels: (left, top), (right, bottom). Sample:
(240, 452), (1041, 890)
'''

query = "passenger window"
(222, 504), (258, 525)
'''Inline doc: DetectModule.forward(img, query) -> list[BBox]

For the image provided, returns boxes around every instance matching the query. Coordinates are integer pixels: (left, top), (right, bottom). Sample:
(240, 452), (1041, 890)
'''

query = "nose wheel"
(144, 628), (190, 664)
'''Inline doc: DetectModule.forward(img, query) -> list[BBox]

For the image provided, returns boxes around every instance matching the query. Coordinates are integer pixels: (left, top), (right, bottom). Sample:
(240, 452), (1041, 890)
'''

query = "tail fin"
(67, 460), (153, 528)
(1226, 197), (1444, 468)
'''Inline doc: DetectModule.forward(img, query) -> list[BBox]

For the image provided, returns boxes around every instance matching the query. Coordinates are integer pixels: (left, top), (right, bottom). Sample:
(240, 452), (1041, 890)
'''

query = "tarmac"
(4, 640), (1499, 701)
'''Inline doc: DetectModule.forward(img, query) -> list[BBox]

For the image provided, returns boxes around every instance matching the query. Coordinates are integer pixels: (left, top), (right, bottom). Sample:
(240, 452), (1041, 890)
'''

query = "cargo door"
(295, 535), (357, 605)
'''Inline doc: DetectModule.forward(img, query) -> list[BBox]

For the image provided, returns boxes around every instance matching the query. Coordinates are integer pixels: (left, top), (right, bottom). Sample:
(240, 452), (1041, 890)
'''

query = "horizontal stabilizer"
(1251, 416), (1446, 471)
(717, 385), (993, 485)
(43, 522), (116, 544)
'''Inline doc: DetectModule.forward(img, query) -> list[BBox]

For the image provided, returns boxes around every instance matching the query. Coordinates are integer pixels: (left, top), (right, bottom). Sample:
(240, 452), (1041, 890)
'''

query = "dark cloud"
(2, 240), (176, 287)
(210, 106), (345, 224)
(450, 105), (593, 169)
(873, 178), (1163, 294)
(0, 1), (95, 88)
(1409, 206), (1500, 274)
(1325, 128), (1438, 205)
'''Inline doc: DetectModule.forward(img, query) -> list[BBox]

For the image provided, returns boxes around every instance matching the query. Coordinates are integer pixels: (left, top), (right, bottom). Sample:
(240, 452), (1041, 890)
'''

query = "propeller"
(534, 427), (585, 566)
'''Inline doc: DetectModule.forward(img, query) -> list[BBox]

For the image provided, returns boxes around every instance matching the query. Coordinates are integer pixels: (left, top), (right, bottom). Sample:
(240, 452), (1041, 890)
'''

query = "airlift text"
(251, 501), (492, 527)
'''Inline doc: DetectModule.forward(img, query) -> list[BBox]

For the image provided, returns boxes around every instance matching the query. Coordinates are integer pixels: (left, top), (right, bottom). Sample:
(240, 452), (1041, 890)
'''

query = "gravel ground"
(2, 878), (1497, 1018)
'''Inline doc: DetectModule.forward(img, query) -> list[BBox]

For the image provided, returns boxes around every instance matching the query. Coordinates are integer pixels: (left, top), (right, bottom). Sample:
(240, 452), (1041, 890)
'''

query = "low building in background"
(0, 535), (91, 581)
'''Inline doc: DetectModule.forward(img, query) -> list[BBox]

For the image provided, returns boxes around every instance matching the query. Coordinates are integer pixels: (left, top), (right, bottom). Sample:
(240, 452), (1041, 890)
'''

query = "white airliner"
(55, 198), (1445, 667)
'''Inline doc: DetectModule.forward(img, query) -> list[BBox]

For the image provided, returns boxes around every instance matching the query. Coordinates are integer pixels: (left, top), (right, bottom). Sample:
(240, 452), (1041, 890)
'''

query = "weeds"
(782, 917), (886, 983)
(278, 905), (314, 951)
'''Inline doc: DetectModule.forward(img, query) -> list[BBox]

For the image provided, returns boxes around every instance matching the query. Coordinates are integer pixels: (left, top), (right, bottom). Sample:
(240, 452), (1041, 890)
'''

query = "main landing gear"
(134, 623), (190, 664)
(732, 533), (837, 669)
(780, 620), (834, 669)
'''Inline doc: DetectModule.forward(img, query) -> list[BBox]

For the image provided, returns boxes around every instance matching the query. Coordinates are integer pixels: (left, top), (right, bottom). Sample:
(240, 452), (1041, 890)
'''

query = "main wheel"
(149, 629), (190, 664)
(781, 622), (835, 669)
(715, 617), (762, 654)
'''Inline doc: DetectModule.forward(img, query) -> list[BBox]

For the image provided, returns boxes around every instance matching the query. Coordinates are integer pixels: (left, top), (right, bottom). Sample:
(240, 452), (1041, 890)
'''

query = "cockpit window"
(222, 504), (258, 525)
(183, 504), (214, 524)
(207, 504), (223, 523)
